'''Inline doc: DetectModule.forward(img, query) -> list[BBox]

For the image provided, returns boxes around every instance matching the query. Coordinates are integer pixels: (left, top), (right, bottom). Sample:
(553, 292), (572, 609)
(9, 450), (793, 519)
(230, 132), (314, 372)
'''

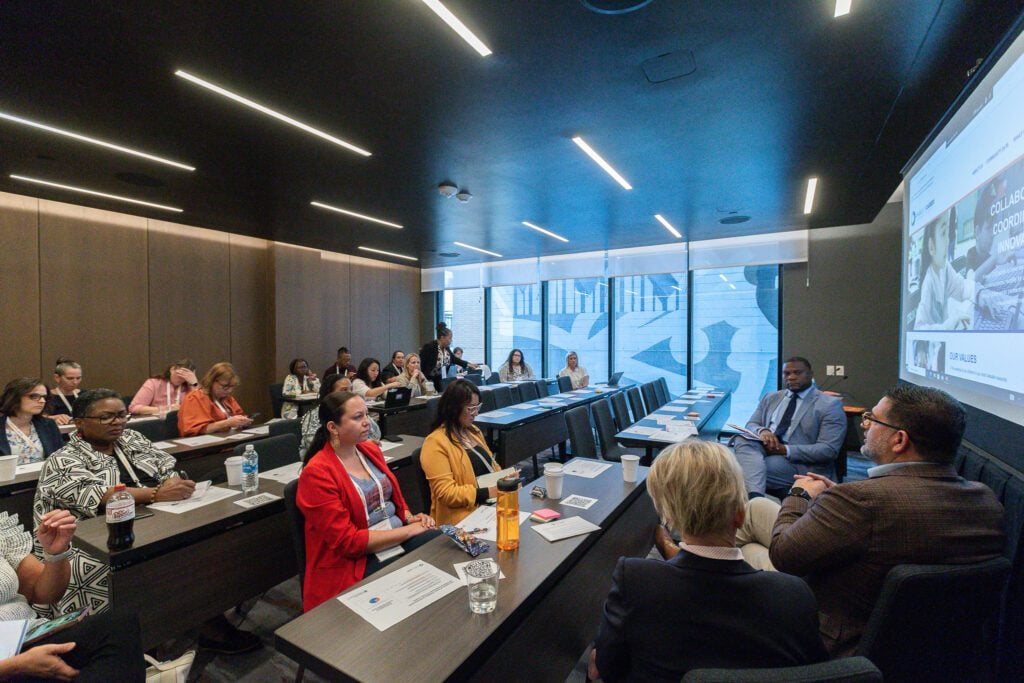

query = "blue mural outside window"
(490, 284), (542, 375)
(613, 273), (689, 396)
(440, 288), (485, 365)
(546, 278), (609, 382)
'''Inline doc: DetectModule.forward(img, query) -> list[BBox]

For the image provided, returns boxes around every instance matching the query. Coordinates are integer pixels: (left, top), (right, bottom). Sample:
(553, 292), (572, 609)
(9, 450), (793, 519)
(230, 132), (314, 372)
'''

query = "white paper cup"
(0, 455), (17, 482)
(544, 463), (564, 499)
(225, 456), (244, 486)
(621, 454), (640, 483)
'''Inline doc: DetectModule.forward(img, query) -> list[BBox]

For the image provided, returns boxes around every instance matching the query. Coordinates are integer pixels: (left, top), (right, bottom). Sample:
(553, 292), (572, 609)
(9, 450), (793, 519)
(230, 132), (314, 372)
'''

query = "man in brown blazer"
(745, 384), (1004, 656)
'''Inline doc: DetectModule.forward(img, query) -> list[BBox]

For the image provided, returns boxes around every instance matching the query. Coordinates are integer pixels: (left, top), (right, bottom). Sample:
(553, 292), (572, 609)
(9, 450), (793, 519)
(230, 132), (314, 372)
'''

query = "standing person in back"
(128, 359), (199, 415)
(282, 358), (320, 420)
(420, 323), (477, 388)
(380, 351), (405, 382)
(323, 347), (357, 380)
(498, 348), (535, 382)
(0, 378), (63, 463)
(177, 362), (253, 436)
(44, 358), (82, 425)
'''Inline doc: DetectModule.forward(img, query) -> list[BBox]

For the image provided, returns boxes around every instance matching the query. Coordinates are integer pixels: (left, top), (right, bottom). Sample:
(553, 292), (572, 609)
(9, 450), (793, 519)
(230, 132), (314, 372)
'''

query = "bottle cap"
(114, 483), (126, 491)
(497, 475), (519, 492)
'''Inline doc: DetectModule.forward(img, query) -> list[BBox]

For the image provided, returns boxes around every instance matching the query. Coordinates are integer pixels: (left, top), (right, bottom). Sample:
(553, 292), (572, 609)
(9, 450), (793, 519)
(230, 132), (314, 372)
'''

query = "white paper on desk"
(338, 559), (462, 632)
(260, 461), (302, 483)
(150, 441), (176, 450)
(456, 505), (529, 542)
(559, 494), (598, 510)
(242, 425), (270, 436)
(378, 440), (403, 452)
(475, 467), (517, 489)
(507, 404), (539, 410)
(0, 620), (27, 660)
(562, 460), (612, 478)
(532, 516), (601, 542)
(148, 485), (240, 514)
(174, 434), (224, 446)
(537, 400), (565, 406)
(15, 461), (44, 474)
(233, 492), (281, 508)
(620, 426), (660, 436)
(485, 410), (512, 418)
(652, 415), (678, 425)
(222, 432), (253, 441)
(658, 405), (689, 413)
(452, 558), (505, 585)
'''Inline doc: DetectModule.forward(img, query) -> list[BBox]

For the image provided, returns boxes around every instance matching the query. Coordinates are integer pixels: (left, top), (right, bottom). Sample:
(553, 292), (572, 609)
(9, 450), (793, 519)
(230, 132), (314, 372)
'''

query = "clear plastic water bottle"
(242, 443), (259, 494)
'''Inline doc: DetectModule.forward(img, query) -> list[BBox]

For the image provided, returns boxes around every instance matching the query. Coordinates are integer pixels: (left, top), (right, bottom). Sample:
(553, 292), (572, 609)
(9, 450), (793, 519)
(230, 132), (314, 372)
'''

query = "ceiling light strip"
(522, 221), (569, 242)
(174, 70), (372, 157)
(10, 174), (183, 212)
(0, 111), (195, 171)
(421, 0), (493, 57)
(454, 241), (502, 258)
(311, 201), (403, 228)
(654, 214), (682, 238)
(834, 0), (852, 17)
(358, 246), (418, 261)
(804, 177), (818, 214)
(572, 136), (633, 190)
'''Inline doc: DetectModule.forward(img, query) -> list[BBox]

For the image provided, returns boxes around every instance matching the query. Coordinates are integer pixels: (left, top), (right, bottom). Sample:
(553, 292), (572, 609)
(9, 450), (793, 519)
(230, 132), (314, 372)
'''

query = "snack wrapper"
(440, 524), (489, 557)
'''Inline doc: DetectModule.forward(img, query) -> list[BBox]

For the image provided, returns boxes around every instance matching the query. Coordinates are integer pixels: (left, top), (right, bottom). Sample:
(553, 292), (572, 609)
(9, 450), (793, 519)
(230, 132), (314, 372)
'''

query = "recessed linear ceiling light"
(728, 283), (737, 290)
(834, 0), (852, 17)
(358, 246), (418, 261)
(10, 174), (182, 212)
(522, 221), (569, 243)
(654, 214), (682, 239)
(454, 241), (502, 258)
(0, 112), (195, 171)
(311, 201), (403, 228)
(804, 177), (818, 214)
(174, 70), (372, 157)
(572, 136), (633, 190)
(421, 0), (493, 57)
(718, 273), (729, 282)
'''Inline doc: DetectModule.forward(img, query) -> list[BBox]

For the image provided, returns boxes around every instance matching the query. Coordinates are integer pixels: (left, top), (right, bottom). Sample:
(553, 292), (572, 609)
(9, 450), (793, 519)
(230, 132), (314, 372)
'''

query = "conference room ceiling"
(2, 1), (1022, 267)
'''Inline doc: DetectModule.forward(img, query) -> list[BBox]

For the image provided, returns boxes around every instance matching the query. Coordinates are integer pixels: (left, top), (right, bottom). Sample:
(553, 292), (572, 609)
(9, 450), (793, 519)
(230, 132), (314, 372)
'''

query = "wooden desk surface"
(275, 459), (650, 682)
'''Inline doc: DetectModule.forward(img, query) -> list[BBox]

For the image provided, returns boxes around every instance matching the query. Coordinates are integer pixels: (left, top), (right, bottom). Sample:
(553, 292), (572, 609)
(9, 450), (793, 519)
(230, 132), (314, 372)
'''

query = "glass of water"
(465, 559), (499, 614)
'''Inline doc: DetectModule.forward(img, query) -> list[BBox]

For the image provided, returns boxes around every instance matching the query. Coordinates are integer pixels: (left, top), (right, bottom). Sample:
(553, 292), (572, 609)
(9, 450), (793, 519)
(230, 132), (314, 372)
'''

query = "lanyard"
(55, 389), (75, 413)
(7, 422), (40, 455)
(461, 434), (496, 473)
(166, 383), (182, 407)
(112, 443), (144, 487)
(344, 451), (388, 518)
(213, 399), (232, 417)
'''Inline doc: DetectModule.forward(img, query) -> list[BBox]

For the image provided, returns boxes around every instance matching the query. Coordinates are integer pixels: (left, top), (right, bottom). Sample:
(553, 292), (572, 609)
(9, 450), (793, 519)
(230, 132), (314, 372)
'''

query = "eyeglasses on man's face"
(861, 411), (908, 436)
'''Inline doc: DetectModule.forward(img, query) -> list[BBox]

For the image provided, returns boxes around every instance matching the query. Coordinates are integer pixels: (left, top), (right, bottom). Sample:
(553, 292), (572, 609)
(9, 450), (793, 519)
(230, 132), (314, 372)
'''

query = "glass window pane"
(612, 273), (688, 395)
(440, 289), (485, 364)
(489, 284), (542, 374)
(691, 265), (780, 425)
(546, 278), (609, 383)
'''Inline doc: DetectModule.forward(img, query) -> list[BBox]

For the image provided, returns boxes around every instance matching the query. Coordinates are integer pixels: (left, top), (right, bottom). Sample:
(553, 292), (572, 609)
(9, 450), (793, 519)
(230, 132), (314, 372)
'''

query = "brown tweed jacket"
(769, 463), (1005, 656)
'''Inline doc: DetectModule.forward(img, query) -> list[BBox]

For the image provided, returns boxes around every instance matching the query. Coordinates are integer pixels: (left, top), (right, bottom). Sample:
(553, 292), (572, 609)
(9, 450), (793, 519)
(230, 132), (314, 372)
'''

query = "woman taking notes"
(297, 391), (436, 611)
(393, 352), (432, 398)
(498, 348), (535, 382)
(128, 359), (199, 415)
(177, 362), (253, 436)
(282, 358), (320, 420)
(0, 378), (63, 463)
(350, 358), (398, 400)
(420, 379), (500, 525)
(558, 351), (589, 389)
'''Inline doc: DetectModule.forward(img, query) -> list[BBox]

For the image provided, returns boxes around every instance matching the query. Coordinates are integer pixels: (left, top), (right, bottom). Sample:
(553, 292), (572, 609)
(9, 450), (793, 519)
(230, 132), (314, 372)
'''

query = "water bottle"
(106, 483), (135, 550)
(242, 443), (259, 494)
(496, 475), (520, 551)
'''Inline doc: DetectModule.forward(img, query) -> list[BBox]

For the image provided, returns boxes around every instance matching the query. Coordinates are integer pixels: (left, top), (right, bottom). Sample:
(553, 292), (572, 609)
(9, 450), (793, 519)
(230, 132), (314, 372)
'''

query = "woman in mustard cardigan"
(420, 379), (500, 525)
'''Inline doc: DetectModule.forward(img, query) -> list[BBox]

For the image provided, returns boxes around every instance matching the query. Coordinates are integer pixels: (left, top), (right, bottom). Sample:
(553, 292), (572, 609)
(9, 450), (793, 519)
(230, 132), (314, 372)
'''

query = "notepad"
(532, 516), (601, 542)
(476, 467), (517, 489)
(174, 434), (224, 446)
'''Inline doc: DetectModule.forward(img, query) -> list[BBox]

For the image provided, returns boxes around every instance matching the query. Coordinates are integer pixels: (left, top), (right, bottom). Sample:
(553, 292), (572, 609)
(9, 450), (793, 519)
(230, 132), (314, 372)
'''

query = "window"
(546, 278), (609, 383)
(691, 265), (780, 424)
(489, 284), (542, 375)
(440, 289), (485, 365)
(612, 273), (688, 396)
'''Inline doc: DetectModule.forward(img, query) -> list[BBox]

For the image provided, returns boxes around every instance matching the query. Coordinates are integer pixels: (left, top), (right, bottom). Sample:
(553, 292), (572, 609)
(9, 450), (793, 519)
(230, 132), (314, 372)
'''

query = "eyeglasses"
(464, 403), (480, 414)
(861, 411), (909, 437)
(81, 412), (130, 425)
(26, 393), (47, 401)
(215, 382), (238, 391)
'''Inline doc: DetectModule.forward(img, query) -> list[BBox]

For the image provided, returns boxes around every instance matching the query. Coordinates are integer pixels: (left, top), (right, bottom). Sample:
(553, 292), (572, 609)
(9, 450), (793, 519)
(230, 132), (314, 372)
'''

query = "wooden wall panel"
(319, 253), (352, 376)
(272, 243), (323, 378)
(388, 265), (421, 357)
(0, 193), (41, 379)
(38, 201), (149, 395)
(229, 235), (273, 417)
(348, 257), (392, 365)
(147, 220), (231, 379)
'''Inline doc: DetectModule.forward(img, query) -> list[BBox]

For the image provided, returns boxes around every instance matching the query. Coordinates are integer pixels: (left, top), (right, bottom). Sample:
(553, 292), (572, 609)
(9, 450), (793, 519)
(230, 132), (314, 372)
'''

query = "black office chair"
(518, 382), (539, 402)
(610, 391), (633, 431)
(853, 557), (1010, 683)
(232, 433), (300, 472)
(269, 418), (301, 440)
(163, 410), (179, 439)
(564, 406), (598, 459)
(410, 447), (432, 513)
(556, 376), (573, 393)
(465, 373), (484, 386)
(533, 379), (550, 398)
(627, 386), (647, 422)
(440, 376), (457, 391)
(655, 377), (670, 405)
(682, 657), (883, 682)
(130, 418), (170, 443)
(508, 384), (523, 404)
(480, 390), (497, 414)
(283, 479), (308, 683)
(493, 386), (514, 409)
(269, 383), (285, 419)
(641, 381), (662, 412)
(591, 399), (644, 462)
(485, 374), (502, 385)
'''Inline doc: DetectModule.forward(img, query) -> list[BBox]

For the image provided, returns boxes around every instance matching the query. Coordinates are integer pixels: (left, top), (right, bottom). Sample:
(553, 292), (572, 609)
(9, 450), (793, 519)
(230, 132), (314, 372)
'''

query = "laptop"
(383, 386), (412, 408)
(606, 371), (624, 386)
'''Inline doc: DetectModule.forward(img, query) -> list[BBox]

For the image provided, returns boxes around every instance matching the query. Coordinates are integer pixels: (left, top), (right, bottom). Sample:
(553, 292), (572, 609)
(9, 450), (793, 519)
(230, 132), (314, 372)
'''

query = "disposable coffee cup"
(621, 454), (640, 483)
(225, 456), (244, 486)
(0, 455), (17, 481)
(544, 463), (564, 499)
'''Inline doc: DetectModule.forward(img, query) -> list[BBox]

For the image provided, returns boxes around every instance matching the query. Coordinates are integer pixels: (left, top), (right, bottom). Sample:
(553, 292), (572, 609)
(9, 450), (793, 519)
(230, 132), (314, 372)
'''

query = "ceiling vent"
(641, 50), (696, 84)
(719, 215), (751, 225)
(579, 0), (654, 15)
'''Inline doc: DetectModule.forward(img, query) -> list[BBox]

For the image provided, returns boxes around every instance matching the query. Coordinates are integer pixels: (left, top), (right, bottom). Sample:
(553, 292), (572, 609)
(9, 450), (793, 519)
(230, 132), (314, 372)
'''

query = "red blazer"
(297, 440), (411, 612)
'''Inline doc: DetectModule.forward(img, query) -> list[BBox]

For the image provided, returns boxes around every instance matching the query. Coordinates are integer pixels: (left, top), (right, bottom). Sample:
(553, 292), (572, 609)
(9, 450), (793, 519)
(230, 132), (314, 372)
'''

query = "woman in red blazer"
(297, 390), (437, 612)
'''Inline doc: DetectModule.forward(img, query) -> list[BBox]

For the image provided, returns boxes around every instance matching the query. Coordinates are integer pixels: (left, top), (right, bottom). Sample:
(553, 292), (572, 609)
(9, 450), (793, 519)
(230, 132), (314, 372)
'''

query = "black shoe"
(198, 626), (262, 655)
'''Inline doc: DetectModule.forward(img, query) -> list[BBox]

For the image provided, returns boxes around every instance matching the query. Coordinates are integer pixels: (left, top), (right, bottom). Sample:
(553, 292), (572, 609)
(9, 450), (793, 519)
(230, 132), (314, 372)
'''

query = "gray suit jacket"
(744, 386), (846, 466)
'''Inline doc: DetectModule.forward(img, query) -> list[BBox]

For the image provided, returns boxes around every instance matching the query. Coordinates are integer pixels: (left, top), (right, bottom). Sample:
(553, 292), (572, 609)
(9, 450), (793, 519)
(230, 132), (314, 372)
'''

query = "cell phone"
(22, 607), (90, 648)
(248, 413), (262, 423)
(135, 509), (154, 520)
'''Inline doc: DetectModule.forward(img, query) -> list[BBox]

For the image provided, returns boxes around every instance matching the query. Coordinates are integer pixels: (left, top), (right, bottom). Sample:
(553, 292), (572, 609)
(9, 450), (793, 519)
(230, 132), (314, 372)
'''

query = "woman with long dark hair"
(498, 348), (535, 382)
(350, 358), (399, 400)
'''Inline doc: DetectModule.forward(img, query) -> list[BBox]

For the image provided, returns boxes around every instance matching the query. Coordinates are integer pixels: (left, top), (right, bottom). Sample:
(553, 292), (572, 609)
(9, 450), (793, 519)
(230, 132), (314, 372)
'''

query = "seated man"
(738, 385), (1005, 656)
(732, 357), (846, 496)
(591, 440), (827, 682)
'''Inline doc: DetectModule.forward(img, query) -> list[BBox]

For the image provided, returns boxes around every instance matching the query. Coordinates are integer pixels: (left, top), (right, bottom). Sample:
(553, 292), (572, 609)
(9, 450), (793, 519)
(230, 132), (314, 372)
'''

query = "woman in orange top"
(177, 362), (253, 436)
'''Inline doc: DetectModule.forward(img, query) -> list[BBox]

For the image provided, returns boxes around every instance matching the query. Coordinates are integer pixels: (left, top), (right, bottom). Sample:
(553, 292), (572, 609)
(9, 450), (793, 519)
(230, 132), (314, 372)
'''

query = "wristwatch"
(42, 545), (73, 563)
(786, 486), (811, 502)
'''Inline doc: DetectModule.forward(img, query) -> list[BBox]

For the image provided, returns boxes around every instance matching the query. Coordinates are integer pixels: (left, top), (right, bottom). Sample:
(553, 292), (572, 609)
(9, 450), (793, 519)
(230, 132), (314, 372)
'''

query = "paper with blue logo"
(337, 559), (462, 631)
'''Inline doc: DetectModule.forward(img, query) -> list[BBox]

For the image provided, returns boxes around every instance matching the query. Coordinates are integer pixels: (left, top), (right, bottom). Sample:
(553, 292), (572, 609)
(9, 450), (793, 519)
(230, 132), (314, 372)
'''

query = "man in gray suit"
(732, 357), (847, 496)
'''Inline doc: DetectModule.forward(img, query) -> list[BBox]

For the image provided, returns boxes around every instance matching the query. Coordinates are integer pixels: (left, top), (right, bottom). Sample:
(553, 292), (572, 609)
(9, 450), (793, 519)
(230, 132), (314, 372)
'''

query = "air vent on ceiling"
(115, 172), (165, 188)
(579, 0), (654, 15)
(642, 50), (696, 84)
(439, 252), (460, 258)
(719, 215), (751, 225)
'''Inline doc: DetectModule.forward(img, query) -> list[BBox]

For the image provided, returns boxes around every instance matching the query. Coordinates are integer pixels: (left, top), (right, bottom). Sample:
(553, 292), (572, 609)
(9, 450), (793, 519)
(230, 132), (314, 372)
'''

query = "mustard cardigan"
(420, 425), (498, 525)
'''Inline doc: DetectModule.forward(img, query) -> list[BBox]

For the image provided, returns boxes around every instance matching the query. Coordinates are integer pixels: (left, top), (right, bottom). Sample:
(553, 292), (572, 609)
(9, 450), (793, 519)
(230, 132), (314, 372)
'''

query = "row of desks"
(616, 388), (732, 459)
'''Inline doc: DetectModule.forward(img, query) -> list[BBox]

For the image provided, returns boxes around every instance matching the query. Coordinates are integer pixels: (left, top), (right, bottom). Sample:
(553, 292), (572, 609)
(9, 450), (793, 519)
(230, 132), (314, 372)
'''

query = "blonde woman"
(393, 353), (432, 398)
(558, 351), (589, 389)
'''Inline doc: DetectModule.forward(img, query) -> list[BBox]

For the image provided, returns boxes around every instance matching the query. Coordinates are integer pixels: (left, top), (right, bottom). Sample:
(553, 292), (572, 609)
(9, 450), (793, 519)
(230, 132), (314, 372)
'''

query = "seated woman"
(43, 358), (82, 426)
(498, 348), (535, 382)
(590, 440), (826, 681)
(393, 353), (432, 398)
(300, 374), (383, 454)
(282, 358), (321, 420)
(33, 389), (196, 615)
(0, 509), (145, 680)
(128, 358), (199, 415)
(350, 358), (398, 401)
(0, 378), (63, 463)
(558, 351), (589, 389)
(177, 362), (253, 437)
(446, 347), (466, 378)
(297, 391), (437, 612)
(420, 379), (500, 525)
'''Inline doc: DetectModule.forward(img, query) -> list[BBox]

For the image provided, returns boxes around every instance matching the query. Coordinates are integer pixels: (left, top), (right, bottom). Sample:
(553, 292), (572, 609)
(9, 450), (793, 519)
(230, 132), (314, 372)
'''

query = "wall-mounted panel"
(389, 265), (421, 357)
(229, 235), (273, 417)
(348, 257), (391, 364)
(0, 193), (41, 378)
(319, 253), (352, 375)
(272, 243), (323, 377)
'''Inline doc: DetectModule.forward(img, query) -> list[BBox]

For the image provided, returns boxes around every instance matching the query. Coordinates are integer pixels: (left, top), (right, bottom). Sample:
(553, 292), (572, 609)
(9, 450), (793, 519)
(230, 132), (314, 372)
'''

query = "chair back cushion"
(564, 406), (597, 458)
(411, 447), (431, 512)
(591, 399), (621, 462)
(611, 392), (632, 431)
(283, 479), (306, 587)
